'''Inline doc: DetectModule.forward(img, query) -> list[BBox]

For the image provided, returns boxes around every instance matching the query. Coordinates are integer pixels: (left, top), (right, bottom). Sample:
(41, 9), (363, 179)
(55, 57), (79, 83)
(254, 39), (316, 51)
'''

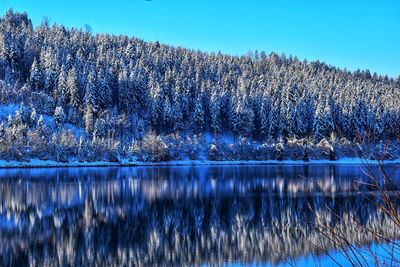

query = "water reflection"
(0, 165), (399, 266)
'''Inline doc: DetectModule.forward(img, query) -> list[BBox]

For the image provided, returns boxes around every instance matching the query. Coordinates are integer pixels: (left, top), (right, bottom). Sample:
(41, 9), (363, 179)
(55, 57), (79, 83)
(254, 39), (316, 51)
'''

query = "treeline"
(0, 10), (399, 162)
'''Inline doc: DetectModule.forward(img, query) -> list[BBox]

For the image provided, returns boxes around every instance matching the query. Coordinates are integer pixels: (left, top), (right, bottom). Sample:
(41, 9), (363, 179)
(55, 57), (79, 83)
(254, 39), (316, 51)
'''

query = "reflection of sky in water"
(223, 241), (400, 267)
(0, 165), (399, 266)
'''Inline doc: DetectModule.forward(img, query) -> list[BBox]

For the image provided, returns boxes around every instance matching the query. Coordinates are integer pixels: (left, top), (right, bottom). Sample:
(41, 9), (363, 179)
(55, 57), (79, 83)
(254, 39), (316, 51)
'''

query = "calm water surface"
(0, 164), (399, 267)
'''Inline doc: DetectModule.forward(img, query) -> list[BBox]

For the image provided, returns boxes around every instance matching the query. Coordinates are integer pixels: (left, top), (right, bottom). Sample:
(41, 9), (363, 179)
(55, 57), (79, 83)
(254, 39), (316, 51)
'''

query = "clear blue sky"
(1, 0), (399, 77)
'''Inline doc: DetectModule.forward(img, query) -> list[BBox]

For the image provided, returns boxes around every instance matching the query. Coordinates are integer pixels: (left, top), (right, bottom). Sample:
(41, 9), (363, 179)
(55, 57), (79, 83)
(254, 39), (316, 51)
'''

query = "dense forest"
(0, 10), (399, 162)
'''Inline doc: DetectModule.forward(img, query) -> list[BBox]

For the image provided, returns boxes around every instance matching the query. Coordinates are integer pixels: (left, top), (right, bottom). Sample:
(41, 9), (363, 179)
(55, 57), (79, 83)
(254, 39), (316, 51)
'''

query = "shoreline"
(0, 158), (399, 169)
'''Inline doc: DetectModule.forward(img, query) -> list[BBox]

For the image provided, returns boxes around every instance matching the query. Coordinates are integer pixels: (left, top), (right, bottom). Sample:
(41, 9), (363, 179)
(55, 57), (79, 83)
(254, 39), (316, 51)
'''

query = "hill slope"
(0, 10), (399, 163)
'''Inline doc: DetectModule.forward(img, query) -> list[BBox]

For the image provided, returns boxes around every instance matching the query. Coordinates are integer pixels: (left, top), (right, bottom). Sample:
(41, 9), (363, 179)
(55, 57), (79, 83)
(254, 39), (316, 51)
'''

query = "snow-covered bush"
(162, 134), (183, 160)
(274, 139), (285, 161)
(254, 143), (275, 160)
(207, 143), (220, 161)
(141, 132), (169, 162)
(235, 137), (255, 160)
(311, 138), (335, 160)
(286, 137), (310, 160)
(333, 137), (355, 158)
(224, 143), (236, 160)
(183, 135), (202, 160)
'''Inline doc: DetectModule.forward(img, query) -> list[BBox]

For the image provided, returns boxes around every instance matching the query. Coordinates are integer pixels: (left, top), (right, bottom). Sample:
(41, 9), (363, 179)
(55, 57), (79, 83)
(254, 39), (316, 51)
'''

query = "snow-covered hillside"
(0, 10), (399, 165)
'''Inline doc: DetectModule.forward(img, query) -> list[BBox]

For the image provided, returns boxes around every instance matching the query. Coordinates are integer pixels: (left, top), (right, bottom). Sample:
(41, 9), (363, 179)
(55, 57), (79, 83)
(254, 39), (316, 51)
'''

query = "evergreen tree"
(37, 114), (45, 130)
(240, 96), (255, 137)
(313, 97), (333, 141)
(56, 66), (68, 105)
(84, 105), (94, 134)
(260, 98), (270, 138)
(13, 110), (23, 126)
(293, 100), (309, 138)
(193, 97), (204, 133)
(163, 97), (173, 131)
(229, 96), (240, 136)
(93, 118), (106, 139)
(172, 101), (184, 132)
(54, 106), (66, 127)
(267, 103), (278, 140)
(67, 67), (81, 109)
(118, 69), (131, 113)
(29, 58), (42, 91)
(0, 122), (4, 138)
(209, 91), (221, 136)
(84, 70), (97, 107)
(96, 68), (112, 109)
(29, 108), (37, 127)
(150, 81), (163, 131)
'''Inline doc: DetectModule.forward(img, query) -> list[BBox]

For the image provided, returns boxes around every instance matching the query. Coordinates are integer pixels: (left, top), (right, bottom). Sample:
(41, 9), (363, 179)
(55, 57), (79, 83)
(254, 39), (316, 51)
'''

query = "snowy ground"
(0, 104), (19, 121)
(0, 158), (399, 168)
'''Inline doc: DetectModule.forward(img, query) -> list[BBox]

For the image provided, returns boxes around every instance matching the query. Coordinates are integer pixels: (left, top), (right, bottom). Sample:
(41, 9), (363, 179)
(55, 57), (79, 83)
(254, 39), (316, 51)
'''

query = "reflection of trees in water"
(0, 165), (399, 266)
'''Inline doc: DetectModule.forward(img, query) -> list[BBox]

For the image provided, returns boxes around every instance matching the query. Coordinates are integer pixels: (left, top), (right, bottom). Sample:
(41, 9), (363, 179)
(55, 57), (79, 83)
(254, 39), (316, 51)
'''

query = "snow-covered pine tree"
(66, 67), (81, 110)
(209, 91), (221, 136)
(54, 106), (66, 127)
(37, 115), (44, 130)
(96, 66), (112, 109)
(293, 99), (310, 138)
(41, 47), (57, 94)
(260, 97), (270, 139)
(229, 95), (240, 138)
(29, 108), (37, 128)
(150, 80), (164, 132)
(93, 118), (106, 139)
(313, 96), (334, 142)
(84, 105), (94, 134)
(193, 96), (204, 133)
(29, 58), (42, 91)
(0, 122), (4, 138)
(84, 69), (97, 107)
(240, 95), (255, 137)
(13, 110), (23, 126)
(163, 97), (173, 131)
(117, 69), (131, 113)
(55, 66), (68, 105)
(172, 101), (184, 132)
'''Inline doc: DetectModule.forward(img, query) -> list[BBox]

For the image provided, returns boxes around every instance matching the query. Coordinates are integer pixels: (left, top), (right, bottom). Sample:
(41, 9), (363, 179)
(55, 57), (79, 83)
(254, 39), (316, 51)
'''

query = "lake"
(0, 164), (399, 266)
